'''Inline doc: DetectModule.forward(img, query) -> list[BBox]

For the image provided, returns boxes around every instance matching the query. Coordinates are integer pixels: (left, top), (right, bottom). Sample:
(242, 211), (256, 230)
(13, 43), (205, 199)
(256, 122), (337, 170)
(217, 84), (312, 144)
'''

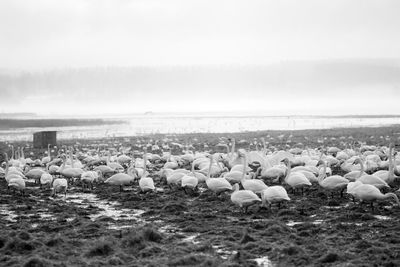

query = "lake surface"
(1, 114), (400, 142)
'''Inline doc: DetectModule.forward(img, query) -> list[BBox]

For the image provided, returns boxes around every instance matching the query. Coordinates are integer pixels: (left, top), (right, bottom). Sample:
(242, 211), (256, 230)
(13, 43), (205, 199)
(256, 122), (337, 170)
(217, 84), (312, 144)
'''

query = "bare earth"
(1, 126), (400, 267)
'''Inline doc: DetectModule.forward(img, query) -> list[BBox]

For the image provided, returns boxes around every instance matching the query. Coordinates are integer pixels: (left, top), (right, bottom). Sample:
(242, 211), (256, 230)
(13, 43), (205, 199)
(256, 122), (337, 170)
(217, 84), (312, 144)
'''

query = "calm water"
(1, 115), (400, 142)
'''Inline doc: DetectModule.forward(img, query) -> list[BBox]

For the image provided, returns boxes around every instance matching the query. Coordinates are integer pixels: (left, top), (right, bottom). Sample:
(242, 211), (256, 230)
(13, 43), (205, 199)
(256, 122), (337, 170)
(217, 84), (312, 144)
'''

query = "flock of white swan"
(1, 138), (399, 213)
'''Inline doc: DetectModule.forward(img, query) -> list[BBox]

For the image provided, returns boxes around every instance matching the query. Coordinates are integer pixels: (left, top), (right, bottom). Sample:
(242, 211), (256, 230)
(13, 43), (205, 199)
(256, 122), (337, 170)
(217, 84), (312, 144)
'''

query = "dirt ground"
(1, 126), (400, 266)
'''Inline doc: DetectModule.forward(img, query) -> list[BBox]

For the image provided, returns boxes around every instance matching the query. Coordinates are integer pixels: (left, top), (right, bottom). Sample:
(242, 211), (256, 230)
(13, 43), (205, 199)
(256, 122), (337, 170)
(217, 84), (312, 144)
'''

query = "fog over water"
(0, 0), (399, 116)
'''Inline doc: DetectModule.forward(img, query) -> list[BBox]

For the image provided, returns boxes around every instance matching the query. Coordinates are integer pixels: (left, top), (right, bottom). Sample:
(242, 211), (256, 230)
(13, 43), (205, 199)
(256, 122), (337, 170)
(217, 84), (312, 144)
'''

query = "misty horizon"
(1, 1), (400, 116)
(1, 58), (399, 116)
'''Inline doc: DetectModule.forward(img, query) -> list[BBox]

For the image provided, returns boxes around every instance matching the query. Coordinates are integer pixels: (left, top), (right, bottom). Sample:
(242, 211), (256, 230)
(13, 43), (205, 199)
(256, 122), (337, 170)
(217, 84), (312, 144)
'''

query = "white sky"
(0, 0), (400, 116)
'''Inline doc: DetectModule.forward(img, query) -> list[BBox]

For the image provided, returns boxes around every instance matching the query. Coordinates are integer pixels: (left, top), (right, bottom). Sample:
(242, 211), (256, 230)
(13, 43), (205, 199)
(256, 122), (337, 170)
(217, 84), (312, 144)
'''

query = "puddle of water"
(212, 245), (237, 260)
(340, 222), (363, 226)
(108, 225), (136, 230)
(0, 204), (18, 222)
(286, 219), (325, 227)
(38, 213), (56, 220)
(182, 234), (201, 244)
(323, 206), (341, 209)
(66, 192), (146, 230)
(159, 224), (181, 234)
(253, 256), (274, 267)
(198, 187), (207, 193)
(286, 221), (303, 227)
(373, 215), (391, 220)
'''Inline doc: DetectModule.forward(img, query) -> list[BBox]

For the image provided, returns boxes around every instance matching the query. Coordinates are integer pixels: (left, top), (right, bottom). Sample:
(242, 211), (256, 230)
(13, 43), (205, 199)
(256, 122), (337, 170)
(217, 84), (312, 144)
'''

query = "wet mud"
(1, 128), (400, 266)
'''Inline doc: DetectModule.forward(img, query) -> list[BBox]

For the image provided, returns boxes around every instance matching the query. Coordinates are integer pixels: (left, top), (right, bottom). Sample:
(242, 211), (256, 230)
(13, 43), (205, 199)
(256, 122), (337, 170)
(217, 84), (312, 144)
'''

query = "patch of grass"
(168, 254), (219, 267)
(194, 242), (213, 253)
(121, 226), (163, 254)
(142, 226), (163, 243)
(0, 236), (7, 249)
(5, 238), (36, 253)
(138, 244), (162, 258)
(122, 231), (146, 252)
(277, 208), (299, 217)
(107, 256), (125, 265)
(23, 256), (51, 267)
(18, 231), (31, 241)
(319, 252), (339, 263)
(162, 202), (187, 212)
(355, 240), (372, 250)
(45, 236), (64, 247)
(282, 245), (304, 256)
(86, 241), (114, 257)
(264, 223), (291, 235)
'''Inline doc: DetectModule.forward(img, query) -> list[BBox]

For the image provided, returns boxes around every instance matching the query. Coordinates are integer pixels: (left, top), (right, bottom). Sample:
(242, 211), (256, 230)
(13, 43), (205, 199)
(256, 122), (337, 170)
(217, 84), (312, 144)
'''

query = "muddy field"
(1, 126), (400, 267)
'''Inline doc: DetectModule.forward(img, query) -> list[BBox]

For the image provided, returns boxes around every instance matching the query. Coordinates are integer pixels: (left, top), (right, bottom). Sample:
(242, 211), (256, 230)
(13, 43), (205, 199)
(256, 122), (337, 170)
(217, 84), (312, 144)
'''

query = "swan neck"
(231, 139), (236, 158)
(207, 156), (213, 179)
(318, 161), (327, 183)
(357, 159), (364, 178)
(284, 159), (291, 181)
(233, 183), (239, 192)
(384, 193), (400, 205)
(4, 153), (9, 176)
(143, 152), (147, 175)
(191, 162), (195, 174)
(388, 144), (394, 177)
(241, 155), (247, 181)
(60, 158), (66, 172)
(255, 166), (262, 178)
(261, 138), (267, 153)
(225, 144), (230, 155)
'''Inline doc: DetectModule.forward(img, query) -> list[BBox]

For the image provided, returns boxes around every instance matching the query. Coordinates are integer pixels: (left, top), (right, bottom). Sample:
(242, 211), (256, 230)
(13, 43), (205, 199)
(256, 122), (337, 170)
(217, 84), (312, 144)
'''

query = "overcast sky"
(1, 0), (400, 116)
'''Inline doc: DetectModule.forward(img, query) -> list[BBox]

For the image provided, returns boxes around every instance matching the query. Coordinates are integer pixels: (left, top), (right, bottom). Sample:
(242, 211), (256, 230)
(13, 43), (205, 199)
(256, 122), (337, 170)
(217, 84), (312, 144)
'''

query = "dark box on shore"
(33, 131), (57, 149)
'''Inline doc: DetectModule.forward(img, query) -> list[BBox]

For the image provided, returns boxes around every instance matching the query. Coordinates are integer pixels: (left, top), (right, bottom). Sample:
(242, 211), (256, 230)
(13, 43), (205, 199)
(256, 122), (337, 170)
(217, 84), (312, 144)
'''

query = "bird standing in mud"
(353, 158), (390, 189)
(105, 171), (136, 193)
(205, 154), (232, 198)
(260, 186), (290, 210)
(230, 183), (262, 213)
(138, 149), (155, 193)
(52, 178), (68, 199)
(317, 160), (349, 198)
(349, 182), (400, 210)
(281, 158), (311, 194)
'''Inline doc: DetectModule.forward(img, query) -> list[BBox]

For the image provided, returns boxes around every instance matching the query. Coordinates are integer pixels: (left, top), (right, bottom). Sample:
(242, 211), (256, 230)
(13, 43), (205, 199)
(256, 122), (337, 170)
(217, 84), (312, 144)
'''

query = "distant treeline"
(0, 119), (125, 129)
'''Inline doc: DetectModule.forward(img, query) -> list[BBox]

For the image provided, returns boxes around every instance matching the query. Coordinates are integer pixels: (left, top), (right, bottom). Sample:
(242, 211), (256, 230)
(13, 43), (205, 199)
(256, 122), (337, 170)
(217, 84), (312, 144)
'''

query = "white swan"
(372, 143), (397, 184)
(350, 182), (399, 209)
(230, 183), (261, 213)
(181, 162), (199, 194)
(40, 170), (53, 189)
(138, 149), (155, 193)
(260, 186), (290, 209)
(59, 155), (84, 183)
(25, 167), (46, 184)
(80, 170), (100, 191)
(282, 158), (311, 194)
(240, 153), (268, 194)
(353, 158), (389, 189)
(205, 154), (232, 197)
(52, 178), (68, 198)
(317, 160), (349, 198)
(105, 171), (136, 193)
(8, 177), (26, 195)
